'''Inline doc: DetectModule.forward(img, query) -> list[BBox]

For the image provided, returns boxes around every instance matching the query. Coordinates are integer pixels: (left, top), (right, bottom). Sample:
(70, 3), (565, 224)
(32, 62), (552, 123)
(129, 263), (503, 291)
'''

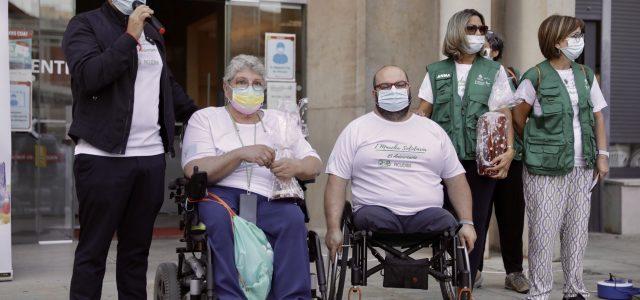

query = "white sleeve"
(325, 124), (356, 180)
(514, 79), (538, 106)
(292, 135), (321, 161)
(590, 78), (608, 112)
(488, 66), (517, 111)
(418, 72), (434, 104)
(439, 128), (465, 179)
(181, 111), (218, 169)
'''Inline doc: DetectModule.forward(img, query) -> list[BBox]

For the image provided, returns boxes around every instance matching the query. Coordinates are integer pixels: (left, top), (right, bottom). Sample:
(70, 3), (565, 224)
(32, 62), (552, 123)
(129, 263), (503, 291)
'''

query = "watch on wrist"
(459, 220), (474, 226)
(597, 150), (609, 158)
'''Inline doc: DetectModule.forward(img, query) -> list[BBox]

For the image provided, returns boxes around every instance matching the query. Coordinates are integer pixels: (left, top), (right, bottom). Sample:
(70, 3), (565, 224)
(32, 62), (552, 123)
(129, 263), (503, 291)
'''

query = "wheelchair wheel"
(155, 262), (181, 300)
(437, 236), (456, 300)
(328, 223), (350, 300)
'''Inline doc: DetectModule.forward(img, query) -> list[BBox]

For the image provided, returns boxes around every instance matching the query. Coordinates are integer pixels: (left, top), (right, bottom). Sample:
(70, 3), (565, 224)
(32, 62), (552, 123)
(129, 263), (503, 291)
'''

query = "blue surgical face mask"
(377, 87), (410, 112)
(112, 0), (145, 15)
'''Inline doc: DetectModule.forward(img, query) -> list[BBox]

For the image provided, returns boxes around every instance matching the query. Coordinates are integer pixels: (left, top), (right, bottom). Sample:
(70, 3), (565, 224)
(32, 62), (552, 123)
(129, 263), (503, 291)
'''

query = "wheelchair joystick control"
(186, 166), (208, 200)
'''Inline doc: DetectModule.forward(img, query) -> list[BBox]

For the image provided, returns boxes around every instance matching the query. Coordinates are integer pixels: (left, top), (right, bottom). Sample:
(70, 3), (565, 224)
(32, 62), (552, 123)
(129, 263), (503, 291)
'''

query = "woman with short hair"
(416, 9), (517, 284)
(182, 54), (323, 299)
(513, 15), (609, 300)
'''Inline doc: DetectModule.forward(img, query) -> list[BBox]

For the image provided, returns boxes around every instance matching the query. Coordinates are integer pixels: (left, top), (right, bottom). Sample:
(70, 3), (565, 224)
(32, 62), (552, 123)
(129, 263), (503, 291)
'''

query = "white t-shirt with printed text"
(514, 69), (607, 166)
(181, 107), (321, 198)
(325, 112), (465, 216)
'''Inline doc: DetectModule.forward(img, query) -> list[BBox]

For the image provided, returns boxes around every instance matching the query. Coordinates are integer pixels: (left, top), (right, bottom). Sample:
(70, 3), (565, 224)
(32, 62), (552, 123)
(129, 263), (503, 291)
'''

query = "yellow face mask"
(231, 88), (265, 115)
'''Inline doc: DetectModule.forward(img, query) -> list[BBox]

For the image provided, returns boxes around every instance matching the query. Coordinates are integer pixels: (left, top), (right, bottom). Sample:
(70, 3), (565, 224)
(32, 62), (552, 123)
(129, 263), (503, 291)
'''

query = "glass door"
(225, 0), (306, 101)
(9, 0), (76, 243)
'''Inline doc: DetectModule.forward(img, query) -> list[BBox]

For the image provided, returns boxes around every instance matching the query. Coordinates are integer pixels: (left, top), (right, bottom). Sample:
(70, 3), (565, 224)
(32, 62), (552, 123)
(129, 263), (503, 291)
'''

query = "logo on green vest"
(436, 73), (451, 80)
(474, 74), (492, 87)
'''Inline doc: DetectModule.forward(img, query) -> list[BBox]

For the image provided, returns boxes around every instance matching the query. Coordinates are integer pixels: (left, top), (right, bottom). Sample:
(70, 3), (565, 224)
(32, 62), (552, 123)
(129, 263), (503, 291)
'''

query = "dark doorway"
(77, 0), (226, 108)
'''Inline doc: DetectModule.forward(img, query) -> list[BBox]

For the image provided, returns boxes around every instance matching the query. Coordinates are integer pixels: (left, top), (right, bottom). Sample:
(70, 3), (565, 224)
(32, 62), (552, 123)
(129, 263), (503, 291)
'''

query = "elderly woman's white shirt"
(182, 107), (320, 198)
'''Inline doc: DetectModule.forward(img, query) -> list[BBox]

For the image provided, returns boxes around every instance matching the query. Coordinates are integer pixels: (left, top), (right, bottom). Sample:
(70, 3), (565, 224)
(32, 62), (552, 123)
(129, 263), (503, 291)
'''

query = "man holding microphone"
(62, 0), (198, 298)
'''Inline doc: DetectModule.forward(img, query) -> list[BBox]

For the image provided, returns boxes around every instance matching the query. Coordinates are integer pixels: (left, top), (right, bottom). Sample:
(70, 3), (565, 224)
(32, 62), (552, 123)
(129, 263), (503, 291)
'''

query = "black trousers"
(70, 154), (166, 300)
(444, 160), (496, 284)
(479, 160), (525, 274)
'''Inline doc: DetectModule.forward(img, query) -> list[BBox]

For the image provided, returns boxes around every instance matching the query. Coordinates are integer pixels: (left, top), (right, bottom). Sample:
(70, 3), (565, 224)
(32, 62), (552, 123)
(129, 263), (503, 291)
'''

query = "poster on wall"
(267, 81), (297, 110)
(265, 33), (295, 82)
(1, 0), (14, 282)
(9, 29), (33, 82)
(10, 81), (32, 131)
(9, 29), (33, 132)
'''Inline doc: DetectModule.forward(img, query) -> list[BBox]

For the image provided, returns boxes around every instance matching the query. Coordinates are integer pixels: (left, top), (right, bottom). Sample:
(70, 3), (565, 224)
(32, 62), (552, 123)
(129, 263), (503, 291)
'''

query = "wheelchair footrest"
(382, 255), (428, 290)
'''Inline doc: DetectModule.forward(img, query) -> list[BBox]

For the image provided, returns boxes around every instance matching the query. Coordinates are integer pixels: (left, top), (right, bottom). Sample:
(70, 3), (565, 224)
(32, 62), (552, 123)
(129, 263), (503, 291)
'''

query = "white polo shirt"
(326, 112), (465, 216)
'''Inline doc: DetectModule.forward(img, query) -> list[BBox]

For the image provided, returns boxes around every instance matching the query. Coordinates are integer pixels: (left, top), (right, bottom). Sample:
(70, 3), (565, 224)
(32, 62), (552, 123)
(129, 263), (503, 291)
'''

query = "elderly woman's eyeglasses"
(231, 78), (265, 92)
(375, 80), (409, 91)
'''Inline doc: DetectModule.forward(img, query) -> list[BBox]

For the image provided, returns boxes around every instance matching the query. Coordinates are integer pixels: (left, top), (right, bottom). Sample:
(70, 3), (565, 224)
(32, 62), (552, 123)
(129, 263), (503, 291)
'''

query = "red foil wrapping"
(476, 112), (508, 177)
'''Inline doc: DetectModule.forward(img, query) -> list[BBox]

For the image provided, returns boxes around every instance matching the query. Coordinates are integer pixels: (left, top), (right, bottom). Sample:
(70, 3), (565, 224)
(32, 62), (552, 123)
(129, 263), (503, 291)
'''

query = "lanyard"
(226, 106), (264, 194)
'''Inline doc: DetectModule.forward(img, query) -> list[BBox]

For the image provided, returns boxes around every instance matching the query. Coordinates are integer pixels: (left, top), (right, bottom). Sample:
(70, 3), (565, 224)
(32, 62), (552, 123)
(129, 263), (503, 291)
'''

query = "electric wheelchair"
(153, 167), (328, 299)
(327, 202), (473, 300)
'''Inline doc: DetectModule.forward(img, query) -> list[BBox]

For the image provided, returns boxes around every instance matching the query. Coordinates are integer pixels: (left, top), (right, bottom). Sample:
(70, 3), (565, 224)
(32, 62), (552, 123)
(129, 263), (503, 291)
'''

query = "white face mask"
(560, 37), (584, 61)
(482, 47), (493, 60)
(377, 87), (410, 112)
(464, 35), (486, 54)
(112, 0), (145, 15)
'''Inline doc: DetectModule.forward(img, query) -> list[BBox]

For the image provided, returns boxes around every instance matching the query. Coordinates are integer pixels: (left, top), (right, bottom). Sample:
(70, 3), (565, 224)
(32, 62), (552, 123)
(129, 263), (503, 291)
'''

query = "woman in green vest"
(513, 15), (609, 300)
(416, 9), (517, 285)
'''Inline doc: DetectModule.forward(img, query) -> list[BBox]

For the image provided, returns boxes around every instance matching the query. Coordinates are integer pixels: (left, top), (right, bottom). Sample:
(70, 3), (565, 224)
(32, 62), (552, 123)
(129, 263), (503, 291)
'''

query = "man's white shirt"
(326, 112), (465, 216)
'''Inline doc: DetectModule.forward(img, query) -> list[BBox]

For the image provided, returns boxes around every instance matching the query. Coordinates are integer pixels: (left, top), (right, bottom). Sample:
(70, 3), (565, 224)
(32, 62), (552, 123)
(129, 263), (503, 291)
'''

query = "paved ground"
(2, 233), (639, 299)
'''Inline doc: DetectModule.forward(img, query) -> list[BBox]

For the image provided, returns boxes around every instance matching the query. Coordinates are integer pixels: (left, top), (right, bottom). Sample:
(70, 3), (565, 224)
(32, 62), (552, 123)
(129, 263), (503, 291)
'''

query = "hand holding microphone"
(132, 1), (166, 35)
(126, 4), (153, 39)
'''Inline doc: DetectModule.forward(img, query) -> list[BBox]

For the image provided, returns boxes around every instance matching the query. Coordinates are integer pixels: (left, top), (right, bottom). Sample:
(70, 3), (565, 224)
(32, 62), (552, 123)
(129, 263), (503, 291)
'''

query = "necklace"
(226, 106), (265, 194)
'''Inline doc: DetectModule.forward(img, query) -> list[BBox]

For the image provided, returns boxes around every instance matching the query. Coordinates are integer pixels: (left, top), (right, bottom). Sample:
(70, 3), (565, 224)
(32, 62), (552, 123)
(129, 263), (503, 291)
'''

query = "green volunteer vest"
(521, 60), (597, 176)
(428, 57), (501, 160)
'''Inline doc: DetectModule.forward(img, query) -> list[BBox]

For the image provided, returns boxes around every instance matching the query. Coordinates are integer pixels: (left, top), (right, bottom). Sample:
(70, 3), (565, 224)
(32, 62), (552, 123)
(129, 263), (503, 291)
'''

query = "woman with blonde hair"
(416, 8), (517, 284)
(513, 15), (609, 300)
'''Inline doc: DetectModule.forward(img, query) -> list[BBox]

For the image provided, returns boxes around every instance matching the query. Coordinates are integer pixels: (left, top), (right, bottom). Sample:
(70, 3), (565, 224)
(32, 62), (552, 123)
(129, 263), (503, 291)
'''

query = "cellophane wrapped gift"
(476, 111), (508, 177)
(271, 101), (305, 200)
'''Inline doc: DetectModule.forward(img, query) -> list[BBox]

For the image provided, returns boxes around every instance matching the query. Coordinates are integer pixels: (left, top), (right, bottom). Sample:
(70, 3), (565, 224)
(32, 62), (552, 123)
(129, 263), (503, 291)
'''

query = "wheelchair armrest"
(297, 179), (315, 192)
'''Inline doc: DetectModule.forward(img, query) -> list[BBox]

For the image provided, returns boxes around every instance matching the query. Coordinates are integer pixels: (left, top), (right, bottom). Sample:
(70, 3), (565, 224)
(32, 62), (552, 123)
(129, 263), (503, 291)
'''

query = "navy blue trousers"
(198, 186), (311, 300)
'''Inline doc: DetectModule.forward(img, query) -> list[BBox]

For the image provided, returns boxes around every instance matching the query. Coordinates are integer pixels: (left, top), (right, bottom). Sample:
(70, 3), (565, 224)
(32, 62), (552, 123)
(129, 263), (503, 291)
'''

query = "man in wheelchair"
(180, 54), (323, 299)
(324, 66), (477, 299)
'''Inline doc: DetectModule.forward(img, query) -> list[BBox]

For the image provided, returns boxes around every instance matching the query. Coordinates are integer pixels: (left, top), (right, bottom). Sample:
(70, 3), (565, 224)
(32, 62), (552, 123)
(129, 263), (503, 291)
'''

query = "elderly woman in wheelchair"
(323, 65), (478, 299)
(180, 54), (323, 300)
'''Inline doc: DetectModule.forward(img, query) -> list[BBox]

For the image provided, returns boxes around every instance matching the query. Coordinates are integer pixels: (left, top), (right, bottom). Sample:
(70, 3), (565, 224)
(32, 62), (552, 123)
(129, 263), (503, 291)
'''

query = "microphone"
(132, 1), (166, 35)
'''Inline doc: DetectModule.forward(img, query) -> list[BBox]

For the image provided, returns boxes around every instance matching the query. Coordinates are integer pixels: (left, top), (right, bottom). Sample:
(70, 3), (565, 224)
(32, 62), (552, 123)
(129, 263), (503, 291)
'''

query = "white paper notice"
(10, 82), (32, 131)
(267, 81), (297, 110)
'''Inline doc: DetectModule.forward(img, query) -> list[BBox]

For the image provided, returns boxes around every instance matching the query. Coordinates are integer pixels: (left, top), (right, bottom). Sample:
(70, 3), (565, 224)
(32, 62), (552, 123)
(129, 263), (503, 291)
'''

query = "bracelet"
(597, 150), (609, 158)
(459, 220), (474, 226)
